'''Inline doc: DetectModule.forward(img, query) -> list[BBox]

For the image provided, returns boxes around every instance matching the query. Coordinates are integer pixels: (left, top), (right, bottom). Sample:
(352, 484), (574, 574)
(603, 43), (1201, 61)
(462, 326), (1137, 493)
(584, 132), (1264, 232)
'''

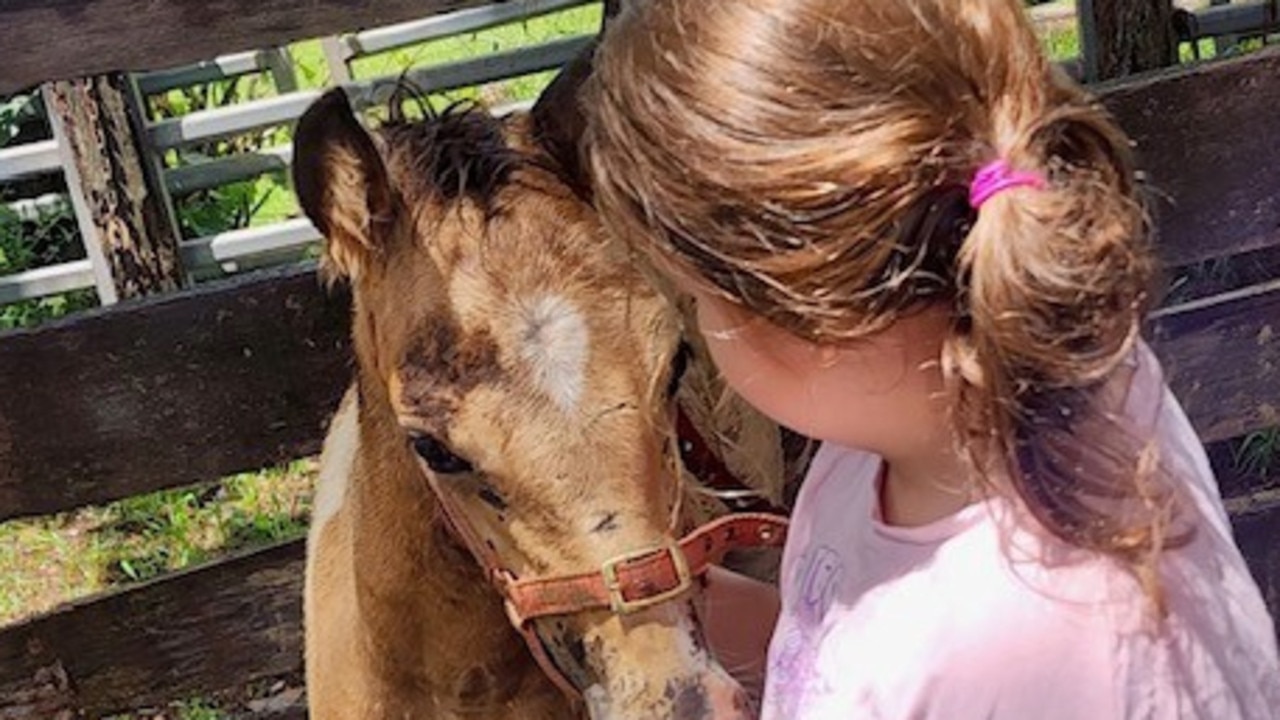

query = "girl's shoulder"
(782, 507), (1280, 720)
(769, 343), (1280, 718)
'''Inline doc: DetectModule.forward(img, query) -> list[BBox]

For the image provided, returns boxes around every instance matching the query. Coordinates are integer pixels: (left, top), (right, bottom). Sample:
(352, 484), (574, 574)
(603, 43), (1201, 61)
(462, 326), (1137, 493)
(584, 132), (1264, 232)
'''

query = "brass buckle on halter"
(601, 543), (693, 615)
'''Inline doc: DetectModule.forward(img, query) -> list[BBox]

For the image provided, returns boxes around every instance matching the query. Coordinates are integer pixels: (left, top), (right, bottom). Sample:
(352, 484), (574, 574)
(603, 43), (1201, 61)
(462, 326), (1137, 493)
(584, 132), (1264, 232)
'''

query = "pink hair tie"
(968, 159), (1047, 209)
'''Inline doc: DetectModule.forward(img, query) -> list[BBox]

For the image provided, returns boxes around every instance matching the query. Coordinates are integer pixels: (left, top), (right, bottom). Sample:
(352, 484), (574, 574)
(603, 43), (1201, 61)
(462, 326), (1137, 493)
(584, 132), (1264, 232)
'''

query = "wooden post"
(46, 90), (123, 307)
(42, 74), (186, 301)
(1078, 0), (1179, 82)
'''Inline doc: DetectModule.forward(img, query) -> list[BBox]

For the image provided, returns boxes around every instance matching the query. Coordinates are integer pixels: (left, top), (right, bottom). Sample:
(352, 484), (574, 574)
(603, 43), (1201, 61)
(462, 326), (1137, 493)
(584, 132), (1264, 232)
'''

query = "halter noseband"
(428, 404), (790, 701)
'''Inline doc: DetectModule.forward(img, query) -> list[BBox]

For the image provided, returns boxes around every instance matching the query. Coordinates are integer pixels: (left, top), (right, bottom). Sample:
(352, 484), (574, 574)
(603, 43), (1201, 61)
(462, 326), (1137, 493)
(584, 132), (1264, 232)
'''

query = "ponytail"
(945, 100), (1184, 609)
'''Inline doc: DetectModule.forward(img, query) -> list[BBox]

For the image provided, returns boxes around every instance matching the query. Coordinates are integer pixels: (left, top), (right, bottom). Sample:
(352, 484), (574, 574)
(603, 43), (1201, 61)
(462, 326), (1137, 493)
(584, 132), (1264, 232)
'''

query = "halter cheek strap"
(428, 405), (790, 703)
(968, 159), (1047, 209)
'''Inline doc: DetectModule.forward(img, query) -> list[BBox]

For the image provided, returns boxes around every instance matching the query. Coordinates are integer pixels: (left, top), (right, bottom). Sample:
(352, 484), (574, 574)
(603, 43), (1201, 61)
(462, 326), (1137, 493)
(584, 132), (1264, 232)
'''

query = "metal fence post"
(321, 36), (353, 85)
(1077, 0), (1101, 83)
(263, 47), (300, 93)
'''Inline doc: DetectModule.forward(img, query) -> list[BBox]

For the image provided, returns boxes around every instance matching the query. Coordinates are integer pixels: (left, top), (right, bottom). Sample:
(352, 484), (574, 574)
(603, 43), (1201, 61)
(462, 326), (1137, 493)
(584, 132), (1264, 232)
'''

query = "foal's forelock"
(378, 102), (519, 208)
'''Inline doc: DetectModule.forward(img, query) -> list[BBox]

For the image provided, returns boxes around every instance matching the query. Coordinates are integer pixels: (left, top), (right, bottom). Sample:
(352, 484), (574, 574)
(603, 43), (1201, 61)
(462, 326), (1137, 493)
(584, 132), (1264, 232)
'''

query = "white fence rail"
(344, 0), (589, 58)
(0, 260), (95, 305)
(0, 140), (61, 183)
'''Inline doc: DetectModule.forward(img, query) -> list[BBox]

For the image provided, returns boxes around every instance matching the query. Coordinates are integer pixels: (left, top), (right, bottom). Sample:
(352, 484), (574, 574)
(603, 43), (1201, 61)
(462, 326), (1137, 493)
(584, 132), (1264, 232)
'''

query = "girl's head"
(587, 0), (1178, 596)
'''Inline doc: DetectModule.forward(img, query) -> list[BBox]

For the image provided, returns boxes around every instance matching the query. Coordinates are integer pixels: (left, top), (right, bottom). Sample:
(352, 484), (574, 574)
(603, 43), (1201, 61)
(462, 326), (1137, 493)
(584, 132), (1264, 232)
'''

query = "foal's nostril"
(696, 677), (753, 720)
(668, 679), (710, 720)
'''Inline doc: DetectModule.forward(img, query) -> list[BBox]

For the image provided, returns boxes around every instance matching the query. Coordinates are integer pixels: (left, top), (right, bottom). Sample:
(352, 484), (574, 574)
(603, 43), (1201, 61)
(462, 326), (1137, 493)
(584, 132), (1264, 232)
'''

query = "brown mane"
(379, 101), (521, 209)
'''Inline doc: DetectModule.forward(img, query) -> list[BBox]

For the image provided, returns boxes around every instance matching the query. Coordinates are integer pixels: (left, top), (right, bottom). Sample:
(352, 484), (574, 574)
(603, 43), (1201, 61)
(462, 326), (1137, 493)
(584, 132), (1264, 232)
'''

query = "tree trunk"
(1081, 0), (1179, 81)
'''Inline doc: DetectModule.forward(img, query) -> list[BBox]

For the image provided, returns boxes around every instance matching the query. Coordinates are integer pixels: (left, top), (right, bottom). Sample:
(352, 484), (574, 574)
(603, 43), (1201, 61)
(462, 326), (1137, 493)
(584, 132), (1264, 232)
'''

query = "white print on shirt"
(767, 544), (845, 716)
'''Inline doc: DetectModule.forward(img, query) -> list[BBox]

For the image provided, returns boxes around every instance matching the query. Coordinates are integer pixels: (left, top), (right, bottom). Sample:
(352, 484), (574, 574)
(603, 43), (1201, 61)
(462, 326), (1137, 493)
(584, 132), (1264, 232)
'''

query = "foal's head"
(294, 88), (752, 719)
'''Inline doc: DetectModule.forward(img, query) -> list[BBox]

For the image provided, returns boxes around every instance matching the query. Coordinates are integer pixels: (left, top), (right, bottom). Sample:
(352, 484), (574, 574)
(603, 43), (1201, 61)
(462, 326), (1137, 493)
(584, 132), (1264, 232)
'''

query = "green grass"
(0, 460), (314, 626)
(296, 4), (602, 103)
(1236, 427), (1280, 481)
(0, 462), (313, 719)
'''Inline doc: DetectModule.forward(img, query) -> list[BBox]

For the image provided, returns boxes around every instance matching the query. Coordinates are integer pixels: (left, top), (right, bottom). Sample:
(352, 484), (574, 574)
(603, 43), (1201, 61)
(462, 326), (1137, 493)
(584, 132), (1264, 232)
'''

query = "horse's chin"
(580, 665), (752, 720)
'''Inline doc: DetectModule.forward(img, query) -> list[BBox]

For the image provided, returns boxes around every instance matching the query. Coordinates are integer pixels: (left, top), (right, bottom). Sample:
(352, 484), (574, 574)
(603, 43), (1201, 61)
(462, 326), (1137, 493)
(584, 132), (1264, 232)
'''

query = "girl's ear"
(292, 88), (394, 281)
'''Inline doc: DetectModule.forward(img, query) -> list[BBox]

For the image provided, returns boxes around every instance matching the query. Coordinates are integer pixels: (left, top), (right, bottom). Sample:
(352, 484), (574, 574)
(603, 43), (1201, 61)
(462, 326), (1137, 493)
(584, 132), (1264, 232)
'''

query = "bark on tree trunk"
(43, 74), (185, 301)
(1083, 0), (1179, 81)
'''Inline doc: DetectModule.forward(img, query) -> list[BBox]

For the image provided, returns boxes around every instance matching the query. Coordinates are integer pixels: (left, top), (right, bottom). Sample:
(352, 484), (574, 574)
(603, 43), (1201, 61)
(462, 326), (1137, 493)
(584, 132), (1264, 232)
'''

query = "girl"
(585, 0), (1280, 717)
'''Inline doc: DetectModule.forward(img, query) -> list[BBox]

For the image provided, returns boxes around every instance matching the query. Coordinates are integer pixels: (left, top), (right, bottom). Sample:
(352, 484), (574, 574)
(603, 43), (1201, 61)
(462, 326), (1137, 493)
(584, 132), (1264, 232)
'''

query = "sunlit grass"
(0, 460), (315, 626)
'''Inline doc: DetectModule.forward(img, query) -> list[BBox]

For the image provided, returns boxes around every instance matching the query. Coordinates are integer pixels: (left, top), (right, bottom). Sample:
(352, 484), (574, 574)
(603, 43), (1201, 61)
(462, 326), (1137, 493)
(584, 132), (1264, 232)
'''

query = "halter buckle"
(601, 542), (693, 615)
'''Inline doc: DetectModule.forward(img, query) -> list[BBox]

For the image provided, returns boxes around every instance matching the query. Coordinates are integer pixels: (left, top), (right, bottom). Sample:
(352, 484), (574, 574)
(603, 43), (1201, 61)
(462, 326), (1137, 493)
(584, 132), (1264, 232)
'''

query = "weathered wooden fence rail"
(0, 0), (516, 97)
(1176, 0), (1280, 42)
(1, 2), (1279, 718)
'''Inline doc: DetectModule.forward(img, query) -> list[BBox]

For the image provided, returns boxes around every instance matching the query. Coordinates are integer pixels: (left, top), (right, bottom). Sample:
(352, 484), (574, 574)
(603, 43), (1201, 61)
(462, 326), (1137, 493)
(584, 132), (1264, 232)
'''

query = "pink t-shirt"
(763, 346), (1280, 719)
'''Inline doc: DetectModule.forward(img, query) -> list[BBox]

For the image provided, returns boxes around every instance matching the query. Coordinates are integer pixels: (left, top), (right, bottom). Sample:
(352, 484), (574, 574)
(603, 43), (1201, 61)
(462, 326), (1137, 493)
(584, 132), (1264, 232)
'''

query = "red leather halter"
(430, 405), (790, 701)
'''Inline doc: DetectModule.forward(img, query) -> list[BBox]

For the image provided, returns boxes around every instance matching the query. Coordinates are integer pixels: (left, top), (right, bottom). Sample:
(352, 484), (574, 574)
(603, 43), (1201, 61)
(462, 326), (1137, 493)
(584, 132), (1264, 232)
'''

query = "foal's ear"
(530, 40), (597, 199)
(530, 1), (629, 197)
(293, 88), (394, 281)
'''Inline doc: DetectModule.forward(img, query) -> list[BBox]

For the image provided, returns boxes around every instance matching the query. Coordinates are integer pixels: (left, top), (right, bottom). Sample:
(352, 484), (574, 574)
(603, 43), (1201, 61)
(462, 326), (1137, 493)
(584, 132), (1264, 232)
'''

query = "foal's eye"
(410, 434), (474, 475)
(666, 341), (694, 399)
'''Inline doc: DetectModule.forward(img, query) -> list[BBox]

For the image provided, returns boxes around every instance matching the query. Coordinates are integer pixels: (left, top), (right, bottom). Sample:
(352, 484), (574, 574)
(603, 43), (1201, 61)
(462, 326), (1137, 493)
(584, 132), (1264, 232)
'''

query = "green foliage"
(0, 199), (98, 331)
(0, 205), (35, 272)
(0, 92), (40, 148)
(170, 700), (228, 720)
(149, 74), (293, 241)
(1041, 24), (1080, 61)
(0, 289), (98, 331)
(180, 173), (295, 238)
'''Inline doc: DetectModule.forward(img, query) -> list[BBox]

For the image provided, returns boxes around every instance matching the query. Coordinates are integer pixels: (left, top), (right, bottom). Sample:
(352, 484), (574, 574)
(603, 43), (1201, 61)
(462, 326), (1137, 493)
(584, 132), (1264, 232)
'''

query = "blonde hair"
(587, 0), (1183, 605)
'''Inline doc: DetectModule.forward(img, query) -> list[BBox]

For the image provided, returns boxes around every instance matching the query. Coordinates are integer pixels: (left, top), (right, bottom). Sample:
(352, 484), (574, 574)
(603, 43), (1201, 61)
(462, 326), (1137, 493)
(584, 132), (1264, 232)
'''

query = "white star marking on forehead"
(519, 295), (589, 412)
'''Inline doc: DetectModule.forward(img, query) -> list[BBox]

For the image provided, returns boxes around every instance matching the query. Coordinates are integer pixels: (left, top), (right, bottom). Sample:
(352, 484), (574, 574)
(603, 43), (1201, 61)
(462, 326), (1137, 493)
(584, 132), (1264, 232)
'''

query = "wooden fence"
(0, 0), (596, 306)
(1, 1), (1279, 717)
(5, 1), (1271, 306)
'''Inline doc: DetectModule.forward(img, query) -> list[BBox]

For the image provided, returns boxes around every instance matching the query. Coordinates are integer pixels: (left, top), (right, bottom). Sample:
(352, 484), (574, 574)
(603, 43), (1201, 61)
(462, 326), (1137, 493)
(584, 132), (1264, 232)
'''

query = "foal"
(295, 84), (785, 719)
